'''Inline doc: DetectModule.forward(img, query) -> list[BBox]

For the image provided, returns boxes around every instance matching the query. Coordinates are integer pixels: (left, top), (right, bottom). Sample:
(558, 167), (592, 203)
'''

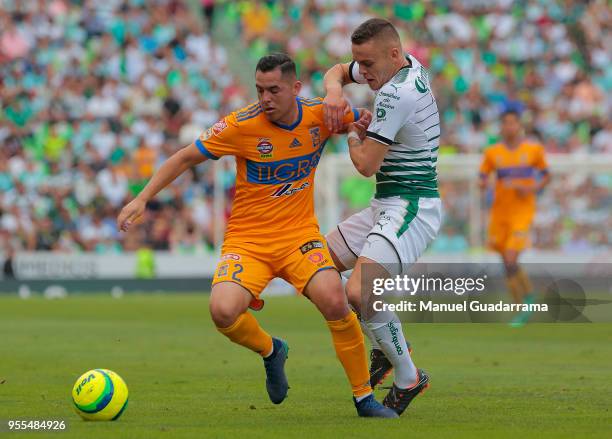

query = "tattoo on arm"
(347, 135), (362, 149)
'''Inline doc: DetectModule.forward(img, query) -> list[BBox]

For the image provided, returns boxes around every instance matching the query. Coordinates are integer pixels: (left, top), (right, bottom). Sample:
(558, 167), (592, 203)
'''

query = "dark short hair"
(501, 108), (521, 120)
(256, 53), (297, 78)
(351, 18), (400, 45)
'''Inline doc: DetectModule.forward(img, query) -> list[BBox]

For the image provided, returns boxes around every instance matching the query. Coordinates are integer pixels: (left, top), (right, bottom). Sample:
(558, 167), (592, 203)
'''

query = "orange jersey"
(195, 97), (357, 247)
(479, 141), (548, 221)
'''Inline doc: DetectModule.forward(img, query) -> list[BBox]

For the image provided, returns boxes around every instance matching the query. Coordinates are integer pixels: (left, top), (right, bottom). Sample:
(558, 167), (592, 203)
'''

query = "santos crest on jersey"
(350, 55), (440, 199)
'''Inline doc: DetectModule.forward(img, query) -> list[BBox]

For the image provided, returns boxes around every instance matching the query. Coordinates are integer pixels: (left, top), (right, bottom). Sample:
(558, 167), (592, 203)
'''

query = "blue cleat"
(263, 337), (289, 404)
(510, 293), (537, 328)
(354, 394), (399, 418)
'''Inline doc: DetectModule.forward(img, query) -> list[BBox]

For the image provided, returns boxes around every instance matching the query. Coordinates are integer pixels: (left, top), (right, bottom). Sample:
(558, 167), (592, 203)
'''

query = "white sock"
(342, 271), (381, 350)
(355, 392), (372, 403)
(263, 344), (274, 358)
(367, 310), (417, 388)
(358, 316), (381, 350)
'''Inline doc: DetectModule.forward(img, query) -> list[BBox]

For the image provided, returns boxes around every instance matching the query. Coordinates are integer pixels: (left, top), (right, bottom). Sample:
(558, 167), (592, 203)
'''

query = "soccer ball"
(72, 369), (129, 421)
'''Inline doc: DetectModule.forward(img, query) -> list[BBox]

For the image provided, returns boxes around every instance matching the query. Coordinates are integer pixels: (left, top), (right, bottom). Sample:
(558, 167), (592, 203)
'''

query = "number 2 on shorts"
(231, 263), (243, 282)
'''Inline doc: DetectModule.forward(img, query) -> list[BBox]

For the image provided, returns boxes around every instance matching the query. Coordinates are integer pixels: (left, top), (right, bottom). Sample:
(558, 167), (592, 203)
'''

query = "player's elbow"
(360, 168), (377, 178)
(326, 63), (350, 86)
(355, 162), (378, 178)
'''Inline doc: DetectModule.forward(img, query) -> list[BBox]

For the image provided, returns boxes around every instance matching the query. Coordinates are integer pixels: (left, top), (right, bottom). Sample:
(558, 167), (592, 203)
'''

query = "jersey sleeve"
(194, 113), (241, 160)
(479, 149), (495, 177)
(344, 107), (359, 124)
(348, 61), (367, 84)
(366, 85), (415, 146)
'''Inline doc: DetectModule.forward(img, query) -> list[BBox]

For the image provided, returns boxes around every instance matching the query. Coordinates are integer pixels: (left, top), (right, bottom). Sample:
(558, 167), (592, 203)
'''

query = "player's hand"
(515, 185), (536, 197)
(506, 181), (536, 197)
(323, 92), (350, 133)
(338, 110), (372, 134)
(117, 197), (146, 232)
(354, 109), (372, 132)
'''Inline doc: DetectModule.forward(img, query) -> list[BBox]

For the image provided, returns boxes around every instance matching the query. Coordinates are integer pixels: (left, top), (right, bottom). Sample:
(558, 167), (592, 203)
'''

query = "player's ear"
(390, 45), (401, 60)
(293, 80), (302, 97)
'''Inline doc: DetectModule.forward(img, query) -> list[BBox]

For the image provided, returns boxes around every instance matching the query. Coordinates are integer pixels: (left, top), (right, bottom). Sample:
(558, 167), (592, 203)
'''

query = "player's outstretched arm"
(117, 143), (206, 232)
(323, 63), (352, 133)
(537, 172), (551, 191)
(478, 151), (494, 190)
(346, 122), (389, 177)
(478, 173), (489, 190)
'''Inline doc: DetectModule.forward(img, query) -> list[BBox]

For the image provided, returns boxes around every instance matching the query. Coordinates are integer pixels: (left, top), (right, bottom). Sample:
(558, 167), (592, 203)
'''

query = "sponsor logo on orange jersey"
(246, 148), (322, 184)
(221, 253), (241, 261)
(300, 240), (324, 254)
(217, 264), (229, 277)
(257, 138), (274, 158)
(308, 252), (329, 267)
(212, 119), (228, 135)
(272, 182), (309, 197)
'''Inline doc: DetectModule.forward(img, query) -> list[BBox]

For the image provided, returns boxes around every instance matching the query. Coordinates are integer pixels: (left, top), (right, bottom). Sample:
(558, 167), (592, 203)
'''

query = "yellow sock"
(506, 273), (523, 303)
(216, 312), (273, 357)
(327, 311), (372, 398)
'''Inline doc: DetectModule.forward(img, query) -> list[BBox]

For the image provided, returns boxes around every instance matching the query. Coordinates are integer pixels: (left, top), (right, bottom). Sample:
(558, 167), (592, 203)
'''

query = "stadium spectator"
(0, 0), (610, 254)
(227, 0), (611, 252)
(0, 0), (244, 253)
(2, 246), (16, 280)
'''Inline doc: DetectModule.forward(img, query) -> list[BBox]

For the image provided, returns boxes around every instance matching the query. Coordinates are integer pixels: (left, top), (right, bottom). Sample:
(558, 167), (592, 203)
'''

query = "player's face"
(255, 68), (301, 123)
(352, 39), (400, 91)
(500, 114), (522, 141)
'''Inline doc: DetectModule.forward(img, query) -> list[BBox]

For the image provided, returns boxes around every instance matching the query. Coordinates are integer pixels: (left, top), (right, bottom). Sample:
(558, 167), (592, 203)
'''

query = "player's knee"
(209, 298), (241, 328)
(321, 289), (350, 320)
(503, 258), (519, 276)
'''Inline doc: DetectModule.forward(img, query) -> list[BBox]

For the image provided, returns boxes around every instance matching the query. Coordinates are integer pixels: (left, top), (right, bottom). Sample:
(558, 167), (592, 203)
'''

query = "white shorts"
(327, 197), (442, 275)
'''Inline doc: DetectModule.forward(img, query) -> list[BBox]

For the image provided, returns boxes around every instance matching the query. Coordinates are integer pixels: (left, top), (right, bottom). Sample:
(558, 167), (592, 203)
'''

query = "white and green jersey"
(349, 55), (440, 199)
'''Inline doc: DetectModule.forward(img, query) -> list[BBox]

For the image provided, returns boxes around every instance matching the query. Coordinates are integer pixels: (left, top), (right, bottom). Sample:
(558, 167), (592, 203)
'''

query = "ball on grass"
(72, 369), (128, 421)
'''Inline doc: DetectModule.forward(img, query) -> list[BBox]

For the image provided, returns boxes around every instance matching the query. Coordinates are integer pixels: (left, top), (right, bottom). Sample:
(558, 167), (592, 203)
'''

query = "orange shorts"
(488, 217), (532, 253)
(212, 234), (336, 300)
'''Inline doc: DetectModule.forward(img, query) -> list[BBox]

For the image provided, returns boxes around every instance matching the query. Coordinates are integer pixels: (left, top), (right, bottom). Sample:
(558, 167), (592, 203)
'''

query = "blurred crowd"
(232, 0), (611, 154)
(1, 0), (245, 254)
(1, 0), (611, 255)
(231, 0), (612, 252)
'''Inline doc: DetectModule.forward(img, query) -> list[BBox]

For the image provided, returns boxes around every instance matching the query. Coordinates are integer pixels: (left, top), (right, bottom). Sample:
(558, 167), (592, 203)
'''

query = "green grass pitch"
(0, 293), (610, 439)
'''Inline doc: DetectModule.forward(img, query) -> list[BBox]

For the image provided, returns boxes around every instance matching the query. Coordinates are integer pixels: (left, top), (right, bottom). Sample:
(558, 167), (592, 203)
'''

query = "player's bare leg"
(210, 282), (289, 404)
(502, 250), (523, 303)
(346, 256), (428, 415)
(303, 268), (397, 418)
(209, 282), (254, 328)
(501, 250), (536, 327)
